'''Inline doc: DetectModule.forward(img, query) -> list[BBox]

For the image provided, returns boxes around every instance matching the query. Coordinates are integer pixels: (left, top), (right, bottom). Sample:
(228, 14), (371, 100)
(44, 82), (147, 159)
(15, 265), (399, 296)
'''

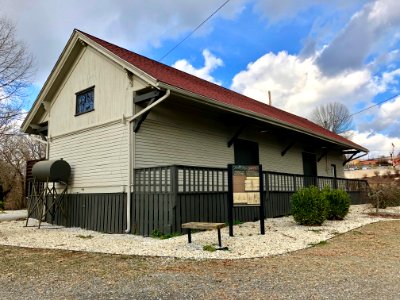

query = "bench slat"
(181, 222), (226, 230)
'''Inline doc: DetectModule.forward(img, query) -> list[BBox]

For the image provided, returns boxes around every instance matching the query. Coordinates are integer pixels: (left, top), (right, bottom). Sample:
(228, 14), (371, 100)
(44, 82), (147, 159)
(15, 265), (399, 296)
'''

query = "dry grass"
(1, 221), (400, 299)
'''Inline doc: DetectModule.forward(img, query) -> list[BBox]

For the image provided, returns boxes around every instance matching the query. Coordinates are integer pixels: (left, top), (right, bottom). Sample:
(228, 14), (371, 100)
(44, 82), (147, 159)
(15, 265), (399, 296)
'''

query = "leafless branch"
(0, 17), (36, 208)
(0, 17), (34, 141)
(311, 102), (353, 134)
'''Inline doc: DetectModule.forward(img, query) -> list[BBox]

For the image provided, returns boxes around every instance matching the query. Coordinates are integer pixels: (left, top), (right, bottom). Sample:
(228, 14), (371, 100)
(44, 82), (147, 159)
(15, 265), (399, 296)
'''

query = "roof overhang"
(22, 29), (368, 155)
(157, 82), (368, 153)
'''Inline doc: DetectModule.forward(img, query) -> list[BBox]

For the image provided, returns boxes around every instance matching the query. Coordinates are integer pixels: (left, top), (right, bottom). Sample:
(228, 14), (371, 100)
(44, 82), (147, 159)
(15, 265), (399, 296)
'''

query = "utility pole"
(391, 143), (395, 167)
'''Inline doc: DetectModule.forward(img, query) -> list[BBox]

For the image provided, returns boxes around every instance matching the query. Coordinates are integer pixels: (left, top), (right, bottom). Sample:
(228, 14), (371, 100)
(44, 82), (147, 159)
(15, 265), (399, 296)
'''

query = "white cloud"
(357, 95), (400, 135)
(231, 51), (380, 117)
(379, 68), (400, 90)
(378, 96), (400, 123)
(230, 50), (400, 153)
(316, 0), (400, 75)
(172, 49), (224, 84)
(252, 0), (364, 23)
(2, 0), (244, 85)
(350, 130), (400, 157)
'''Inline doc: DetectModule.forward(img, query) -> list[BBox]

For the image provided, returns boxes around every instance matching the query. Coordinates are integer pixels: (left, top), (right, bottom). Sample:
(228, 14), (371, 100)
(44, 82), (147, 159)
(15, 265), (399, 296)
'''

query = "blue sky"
(2, 0), (400, 158)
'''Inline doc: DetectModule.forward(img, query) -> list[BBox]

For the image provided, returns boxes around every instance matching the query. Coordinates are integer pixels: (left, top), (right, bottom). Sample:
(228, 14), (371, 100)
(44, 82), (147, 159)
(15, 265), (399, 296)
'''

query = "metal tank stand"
(25, 179), (68, 229)
(39, 181), (68, 229)
(25, 178), (46, 227)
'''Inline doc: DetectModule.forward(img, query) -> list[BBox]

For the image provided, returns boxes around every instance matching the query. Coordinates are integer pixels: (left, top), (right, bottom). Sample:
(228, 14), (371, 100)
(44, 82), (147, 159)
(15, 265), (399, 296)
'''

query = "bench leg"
(217, 228), (222, 247)
(187, 229), (192, 243)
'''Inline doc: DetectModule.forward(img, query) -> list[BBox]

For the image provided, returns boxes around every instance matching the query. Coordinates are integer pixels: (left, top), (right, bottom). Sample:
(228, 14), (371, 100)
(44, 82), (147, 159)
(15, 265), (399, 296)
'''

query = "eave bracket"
(133, 98), (156, 133)
(227, 124), (247, 147)
(134, 90), (161, 104)
(281, 141), (295, 156)
(343, 150), (361, 166)
(317, 149), (329, 162)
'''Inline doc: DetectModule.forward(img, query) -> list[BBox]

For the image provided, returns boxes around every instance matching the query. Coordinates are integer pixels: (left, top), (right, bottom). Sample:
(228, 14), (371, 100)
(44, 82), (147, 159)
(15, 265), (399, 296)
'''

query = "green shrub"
(291, 186), (328, 226)
(322, 188), (350, 220)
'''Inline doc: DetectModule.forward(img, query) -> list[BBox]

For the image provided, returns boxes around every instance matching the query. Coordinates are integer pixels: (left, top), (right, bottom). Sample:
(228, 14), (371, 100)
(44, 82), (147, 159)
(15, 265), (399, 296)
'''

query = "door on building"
(234, 139), (259, 165)
(302, 152), (317, 187)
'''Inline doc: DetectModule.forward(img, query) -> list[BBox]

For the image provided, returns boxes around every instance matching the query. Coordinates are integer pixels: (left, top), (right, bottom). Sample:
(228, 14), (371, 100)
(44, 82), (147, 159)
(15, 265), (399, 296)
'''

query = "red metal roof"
(78, 30), (366, 151)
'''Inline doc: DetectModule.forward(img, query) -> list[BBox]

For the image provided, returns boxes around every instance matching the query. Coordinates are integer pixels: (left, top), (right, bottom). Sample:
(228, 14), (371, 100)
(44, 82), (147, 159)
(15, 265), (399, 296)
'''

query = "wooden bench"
(181, 222), (226, 247)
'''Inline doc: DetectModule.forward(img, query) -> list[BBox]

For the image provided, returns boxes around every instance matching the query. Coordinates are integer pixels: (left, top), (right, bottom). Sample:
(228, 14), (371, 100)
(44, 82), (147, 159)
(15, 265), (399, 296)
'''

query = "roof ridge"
(76, 29), (366, 152)
(78, 30), (260, 100)
(78, 30), (312, 119)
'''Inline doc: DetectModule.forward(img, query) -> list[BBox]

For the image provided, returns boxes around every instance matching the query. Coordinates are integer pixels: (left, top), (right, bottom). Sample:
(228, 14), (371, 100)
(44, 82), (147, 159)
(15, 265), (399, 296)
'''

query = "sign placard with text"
(227, 164), (265, 236)
(231, 165), (261, 206)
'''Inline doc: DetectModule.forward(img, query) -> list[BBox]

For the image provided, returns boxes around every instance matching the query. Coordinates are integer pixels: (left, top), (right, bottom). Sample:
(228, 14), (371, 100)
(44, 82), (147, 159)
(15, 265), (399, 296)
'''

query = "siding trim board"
(51, 118), (123, 141)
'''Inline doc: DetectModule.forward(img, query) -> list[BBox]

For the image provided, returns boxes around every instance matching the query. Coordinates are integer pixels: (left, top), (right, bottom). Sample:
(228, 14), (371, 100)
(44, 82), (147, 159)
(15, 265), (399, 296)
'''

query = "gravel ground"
(0, 205), (397, 259)
(0, 210), (27, 221)
(0, 220), (399, 299)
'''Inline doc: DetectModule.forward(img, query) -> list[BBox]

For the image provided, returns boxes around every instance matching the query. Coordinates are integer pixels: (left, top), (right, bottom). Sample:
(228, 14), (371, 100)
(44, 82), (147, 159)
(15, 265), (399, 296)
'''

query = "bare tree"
(0, 17), (37, 208)
(0, 17), (34, 138)
(0, 134), (45, 209)
(311, 102), (353, 134)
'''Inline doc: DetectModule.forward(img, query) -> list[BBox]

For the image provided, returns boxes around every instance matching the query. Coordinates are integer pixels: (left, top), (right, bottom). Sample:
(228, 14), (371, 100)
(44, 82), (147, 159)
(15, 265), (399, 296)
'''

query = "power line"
(158, 0), (231, 62)
(350, 94), (399, 117)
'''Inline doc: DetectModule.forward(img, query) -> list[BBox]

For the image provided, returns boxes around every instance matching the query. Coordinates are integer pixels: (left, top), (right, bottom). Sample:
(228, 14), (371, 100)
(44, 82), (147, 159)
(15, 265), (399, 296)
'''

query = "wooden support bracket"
(317, 149), (329, 162)
(133, 98), (156, 133)
(350, 153), (368, 162)
(342, 151), (361, 166)
(134, 90), (161, 104)
(227, 124), (246, 147)
(281, 141), (295, 156)
(342, 150), (359, 155)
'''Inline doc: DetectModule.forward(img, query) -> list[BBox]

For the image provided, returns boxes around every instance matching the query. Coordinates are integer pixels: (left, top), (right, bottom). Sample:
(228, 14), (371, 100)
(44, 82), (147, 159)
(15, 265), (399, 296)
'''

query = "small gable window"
(76, 86), (94, 115)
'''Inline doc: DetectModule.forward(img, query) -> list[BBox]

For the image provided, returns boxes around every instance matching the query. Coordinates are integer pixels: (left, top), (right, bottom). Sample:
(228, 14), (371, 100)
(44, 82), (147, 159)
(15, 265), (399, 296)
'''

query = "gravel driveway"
(0, 210), (27, 221)
(1, 220), (399, 299)
(0, 205), (392, 260)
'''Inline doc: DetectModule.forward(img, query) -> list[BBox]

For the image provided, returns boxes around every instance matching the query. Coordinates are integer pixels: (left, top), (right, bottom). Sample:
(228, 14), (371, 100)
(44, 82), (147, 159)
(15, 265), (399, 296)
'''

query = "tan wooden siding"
(50, 122), (129, 193)
(48, 45), (147, 137)
(135, 101), (346, 177)
(262, 144), (304, 174)
(233, 128), (305, 174)
(135, 119), (233, 168)
(317, 152), (345, 177)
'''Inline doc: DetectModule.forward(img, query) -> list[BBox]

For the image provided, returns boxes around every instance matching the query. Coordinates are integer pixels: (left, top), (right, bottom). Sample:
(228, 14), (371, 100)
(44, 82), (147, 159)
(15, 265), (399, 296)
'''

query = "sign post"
(258, 165), (265, 235)
(227, 164), (265, 236)
(227, 165), (234, 237)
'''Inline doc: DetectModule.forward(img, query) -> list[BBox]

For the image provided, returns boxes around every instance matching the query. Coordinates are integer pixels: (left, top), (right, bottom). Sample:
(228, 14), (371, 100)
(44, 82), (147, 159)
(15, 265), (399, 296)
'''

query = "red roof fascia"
(78, 30), (365, 151)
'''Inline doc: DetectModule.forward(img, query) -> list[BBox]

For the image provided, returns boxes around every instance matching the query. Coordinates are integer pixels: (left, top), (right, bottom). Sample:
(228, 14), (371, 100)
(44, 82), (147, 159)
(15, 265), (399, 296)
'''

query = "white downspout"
(125, 89), (170, 233)
(125, 120), (134, 233)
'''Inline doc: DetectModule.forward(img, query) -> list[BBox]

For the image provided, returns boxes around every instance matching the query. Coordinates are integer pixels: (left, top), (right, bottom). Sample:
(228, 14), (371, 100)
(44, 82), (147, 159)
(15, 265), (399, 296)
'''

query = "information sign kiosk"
(227, 164), (265, 236)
